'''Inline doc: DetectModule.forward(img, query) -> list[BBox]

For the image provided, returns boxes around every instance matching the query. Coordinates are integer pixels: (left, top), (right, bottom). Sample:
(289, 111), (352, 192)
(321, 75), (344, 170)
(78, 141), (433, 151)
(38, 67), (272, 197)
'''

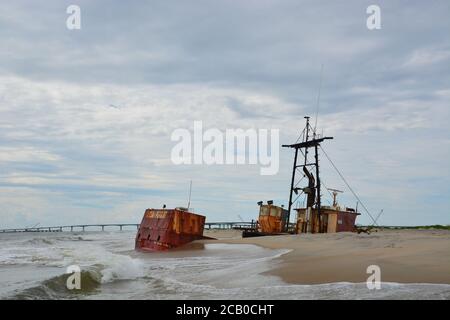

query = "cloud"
(0, 146), (61, 162)
(402, 48), (450, 68)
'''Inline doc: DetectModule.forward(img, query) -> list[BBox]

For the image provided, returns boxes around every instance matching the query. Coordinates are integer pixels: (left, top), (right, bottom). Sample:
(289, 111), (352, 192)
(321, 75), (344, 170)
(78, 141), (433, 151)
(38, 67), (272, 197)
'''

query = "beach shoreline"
(202, 229), (450, 285)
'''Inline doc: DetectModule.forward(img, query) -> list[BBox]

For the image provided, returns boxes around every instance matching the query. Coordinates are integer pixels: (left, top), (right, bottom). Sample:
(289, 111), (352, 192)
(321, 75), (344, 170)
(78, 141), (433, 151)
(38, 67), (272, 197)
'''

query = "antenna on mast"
(328, 188), (343, 207)
(187, 180), (193, 211)
(313, 64), (324, 138)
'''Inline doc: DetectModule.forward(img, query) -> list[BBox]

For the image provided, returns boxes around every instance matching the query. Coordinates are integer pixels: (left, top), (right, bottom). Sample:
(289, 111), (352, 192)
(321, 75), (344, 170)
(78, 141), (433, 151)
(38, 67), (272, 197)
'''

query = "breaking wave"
(10, 270), (102, 300)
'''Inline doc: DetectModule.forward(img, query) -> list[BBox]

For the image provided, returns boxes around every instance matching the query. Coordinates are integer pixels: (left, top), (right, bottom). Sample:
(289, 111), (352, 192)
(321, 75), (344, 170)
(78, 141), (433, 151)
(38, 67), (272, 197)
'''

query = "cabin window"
(260, 206), (270, 216)
(270, 207), (280, 217)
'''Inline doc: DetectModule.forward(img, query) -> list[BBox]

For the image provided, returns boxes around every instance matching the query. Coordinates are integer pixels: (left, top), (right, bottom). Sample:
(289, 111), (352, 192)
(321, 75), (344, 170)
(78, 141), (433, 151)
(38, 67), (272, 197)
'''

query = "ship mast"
(283, 117), (333, 233)
(187, 180), (193, 211)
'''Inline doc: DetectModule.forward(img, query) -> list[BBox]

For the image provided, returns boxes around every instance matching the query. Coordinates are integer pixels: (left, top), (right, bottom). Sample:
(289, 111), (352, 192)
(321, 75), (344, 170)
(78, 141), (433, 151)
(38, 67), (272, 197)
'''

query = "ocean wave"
(96, 256), (145, 284)
(9, 270), (102, 300)
(23, 238), (55, 246)
(7, 258), (146, 300)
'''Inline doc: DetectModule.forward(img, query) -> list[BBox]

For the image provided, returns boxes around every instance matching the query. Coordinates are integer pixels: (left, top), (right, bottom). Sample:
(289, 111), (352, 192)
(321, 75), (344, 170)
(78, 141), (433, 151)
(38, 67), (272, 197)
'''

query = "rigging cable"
(320, 177), (338, 202)
(295, 126), (306, 144)
(319, 145), (378, 225)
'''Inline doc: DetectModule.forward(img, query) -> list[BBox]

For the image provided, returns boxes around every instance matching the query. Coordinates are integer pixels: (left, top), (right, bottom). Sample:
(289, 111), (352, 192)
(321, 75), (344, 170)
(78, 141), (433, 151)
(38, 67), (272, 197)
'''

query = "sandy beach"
(202, 229), (450, 285)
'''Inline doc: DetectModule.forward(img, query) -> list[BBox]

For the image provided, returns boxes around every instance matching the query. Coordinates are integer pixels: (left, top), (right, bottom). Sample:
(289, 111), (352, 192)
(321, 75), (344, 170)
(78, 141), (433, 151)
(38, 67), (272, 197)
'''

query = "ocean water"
(0, 231), (449, 300)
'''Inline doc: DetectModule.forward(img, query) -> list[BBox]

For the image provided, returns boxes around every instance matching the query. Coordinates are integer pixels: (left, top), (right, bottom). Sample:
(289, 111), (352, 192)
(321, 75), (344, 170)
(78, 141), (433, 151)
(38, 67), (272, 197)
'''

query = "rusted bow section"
(135, 208), (212, 252)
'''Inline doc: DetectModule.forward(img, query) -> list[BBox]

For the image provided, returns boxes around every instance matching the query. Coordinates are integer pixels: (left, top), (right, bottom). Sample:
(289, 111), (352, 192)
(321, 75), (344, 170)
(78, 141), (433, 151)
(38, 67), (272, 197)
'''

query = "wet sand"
(202, 229), (450, 285)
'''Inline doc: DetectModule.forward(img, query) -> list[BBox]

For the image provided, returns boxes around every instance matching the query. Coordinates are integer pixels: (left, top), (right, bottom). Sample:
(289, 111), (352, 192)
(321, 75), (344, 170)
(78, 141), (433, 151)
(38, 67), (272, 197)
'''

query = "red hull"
(135, 208), (206, 251)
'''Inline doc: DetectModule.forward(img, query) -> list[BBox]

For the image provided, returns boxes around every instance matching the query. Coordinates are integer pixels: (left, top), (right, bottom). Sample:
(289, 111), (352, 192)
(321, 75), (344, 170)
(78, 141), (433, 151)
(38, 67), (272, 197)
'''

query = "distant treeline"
(362, 225), (450, 230)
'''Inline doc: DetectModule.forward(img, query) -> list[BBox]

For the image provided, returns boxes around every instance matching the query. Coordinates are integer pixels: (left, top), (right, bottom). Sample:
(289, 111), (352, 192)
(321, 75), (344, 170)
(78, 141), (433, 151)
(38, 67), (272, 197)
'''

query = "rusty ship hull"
(135, 208), (207, 251)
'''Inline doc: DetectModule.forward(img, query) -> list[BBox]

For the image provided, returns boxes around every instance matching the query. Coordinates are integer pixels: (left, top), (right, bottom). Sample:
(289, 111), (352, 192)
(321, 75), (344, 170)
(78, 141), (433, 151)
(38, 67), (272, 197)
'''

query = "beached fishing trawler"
(135, 207), (209, 251)
(245, 116), (360, 236)
(283, 116), (360, 234)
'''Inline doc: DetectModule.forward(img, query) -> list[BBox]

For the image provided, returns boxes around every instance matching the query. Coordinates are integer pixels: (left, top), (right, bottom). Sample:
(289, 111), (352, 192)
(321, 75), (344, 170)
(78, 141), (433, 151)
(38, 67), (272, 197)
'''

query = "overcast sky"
(0, 0), (449, 227)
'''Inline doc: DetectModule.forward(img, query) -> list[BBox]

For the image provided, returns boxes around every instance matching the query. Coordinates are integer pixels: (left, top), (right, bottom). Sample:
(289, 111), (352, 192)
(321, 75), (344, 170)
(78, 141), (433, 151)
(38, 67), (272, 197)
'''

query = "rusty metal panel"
(173, 210), (205, 235)
(258, 205), (288, 233)
(295, 208), (358, 233)
(336, 211), (358, 232)
(259, 215), (281, 233)
(135, 209), (206, 252)
(327, 213), (337, 233)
